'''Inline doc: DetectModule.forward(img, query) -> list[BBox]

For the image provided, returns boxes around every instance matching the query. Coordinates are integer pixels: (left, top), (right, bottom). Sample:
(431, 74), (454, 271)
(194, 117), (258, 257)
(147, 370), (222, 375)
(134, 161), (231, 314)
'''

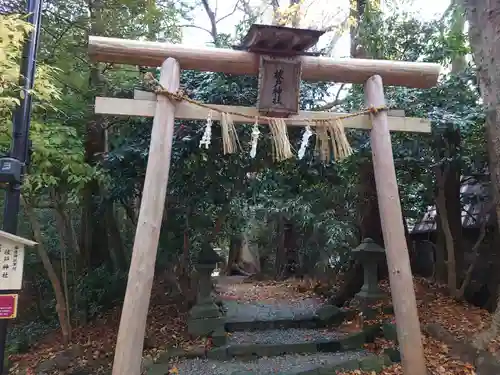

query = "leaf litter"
(7, 276), (497, 374)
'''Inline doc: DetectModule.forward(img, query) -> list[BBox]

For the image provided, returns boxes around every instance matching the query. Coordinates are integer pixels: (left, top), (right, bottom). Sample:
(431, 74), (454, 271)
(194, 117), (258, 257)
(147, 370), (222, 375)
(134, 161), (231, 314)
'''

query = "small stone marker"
(0, 230), (37, 291)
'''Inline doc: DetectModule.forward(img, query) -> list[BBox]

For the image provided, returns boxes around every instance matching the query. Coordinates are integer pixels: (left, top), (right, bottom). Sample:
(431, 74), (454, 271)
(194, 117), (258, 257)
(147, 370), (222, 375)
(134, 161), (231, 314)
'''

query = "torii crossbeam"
(88, 34), (440, 375)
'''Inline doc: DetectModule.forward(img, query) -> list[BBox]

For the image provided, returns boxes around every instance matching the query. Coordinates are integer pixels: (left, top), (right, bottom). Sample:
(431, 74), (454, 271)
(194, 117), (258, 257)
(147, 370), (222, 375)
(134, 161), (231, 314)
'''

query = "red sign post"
(0, 294), (18, 319)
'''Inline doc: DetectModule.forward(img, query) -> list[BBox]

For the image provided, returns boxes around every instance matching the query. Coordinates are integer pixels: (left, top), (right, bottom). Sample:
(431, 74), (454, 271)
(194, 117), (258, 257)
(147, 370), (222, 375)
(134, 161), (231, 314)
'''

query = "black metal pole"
(0, 0), (43, 371)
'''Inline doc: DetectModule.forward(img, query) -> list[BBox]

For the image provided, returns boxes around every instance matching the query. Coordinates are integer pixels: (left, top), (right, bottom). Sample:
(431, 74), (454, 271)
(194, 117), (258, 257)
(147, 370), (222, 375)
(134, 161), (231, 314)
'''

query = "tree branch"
(179, 24), (214, 37)
(315, 83), (346, 111)
(200, 0), (218, 44)
(216, 0), (240, 23)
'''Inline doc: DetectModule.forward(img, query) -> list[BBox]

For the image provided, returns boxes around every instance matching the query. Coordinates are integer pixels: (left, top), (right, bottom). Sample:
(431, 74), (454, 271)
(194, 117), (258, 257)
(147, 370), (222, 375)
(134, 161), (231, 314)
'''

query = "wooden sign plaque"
(257, 55), (302, 117)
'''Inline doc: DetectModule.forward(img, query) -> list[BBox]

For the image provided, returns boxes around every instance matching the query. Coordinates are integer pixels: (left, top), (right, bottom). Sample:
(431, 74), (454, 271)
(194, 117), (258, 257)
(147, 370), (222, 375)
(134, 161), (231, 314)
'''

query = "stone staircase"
(147, 278), (399, 375)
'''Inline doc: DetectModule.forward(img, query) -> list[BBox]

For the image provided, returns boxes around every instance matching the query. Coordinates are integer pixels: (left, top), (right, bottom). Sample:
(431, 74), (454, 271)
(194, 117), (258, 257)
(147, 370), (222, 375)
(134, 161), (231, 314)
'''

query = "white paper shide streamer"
(250, 119), (260, 158)
(199, 110), (213, 149)
(298, 125), (313, 160)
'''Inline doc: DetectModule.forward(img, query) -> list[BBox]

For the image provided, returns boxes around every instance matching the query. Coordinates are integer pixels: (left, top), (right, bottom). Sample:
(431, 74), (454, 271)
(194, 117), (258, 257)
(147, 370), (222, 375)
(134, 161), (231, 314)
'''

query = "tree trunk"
(434, 215), (448, 283)
(465, 0), (500, 348)
(53, 202), (72, 329)
(435, 166), (458, 295)
(353, 1), (384, 248)
(331, 0), (383, 305)
(444, 164), (464, 284)
(358, 162), (384, 245)
(275, 215), (287, 279)
(455, 199), (493, 300)
(177, 209), (191, 298)
(440, 1), (467, 285)
(23, 198), (72, 345)
(105, 201), (128, 271)
(434, 124), (464, 286)
(54, 198), (82, 265)
(122, 199), (138, 226)
(80, 0), (110, 269)
(225, 235), (242, 276)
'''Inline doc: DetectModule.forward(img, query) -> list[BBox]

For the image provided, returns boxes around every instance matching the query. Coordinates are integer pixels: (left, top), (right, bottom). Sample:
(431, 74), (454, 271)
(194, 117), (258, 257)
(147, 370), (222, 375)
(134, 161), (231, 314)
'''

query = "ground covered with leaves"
(335, 277), (491, 375)
(8, 278), (193, 374)
(7, 276), (497, 374)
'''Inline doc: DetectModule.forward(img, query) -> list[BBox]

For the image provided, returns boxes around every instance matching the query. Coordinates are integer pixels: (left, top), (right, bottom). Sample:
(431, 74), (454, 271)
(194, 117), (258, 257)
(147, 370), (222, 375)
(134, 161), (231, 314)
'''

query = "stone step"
(207, 328), (367, 360)
(227, 328), (348, 358)
(225, 316), (321, 332)
(223, 301), (344, 332)
(148, 351), (389, 375)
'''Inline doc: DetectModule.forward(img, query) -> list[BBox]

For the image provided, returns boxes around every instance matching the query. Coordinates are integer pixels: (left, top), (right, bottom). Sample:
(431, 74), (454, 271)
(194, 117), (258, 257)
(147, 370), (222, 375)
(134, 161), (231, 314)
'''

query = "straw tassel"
(220, 112), (240, 154)
(268, 118), (293, 162)
(314, 119), (352, 162)
(328, 119), (352, 159)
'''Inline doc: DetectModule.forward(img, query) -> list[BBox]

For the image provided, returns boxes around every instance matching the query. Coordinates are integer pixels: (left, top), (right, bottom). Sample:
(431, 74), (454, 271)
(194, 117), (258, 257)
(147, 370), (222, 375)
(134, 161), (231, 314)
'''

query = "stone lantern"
(353, 238), (387, 303)
(187, 244), (226, 345)
(194, 244), (222, 305)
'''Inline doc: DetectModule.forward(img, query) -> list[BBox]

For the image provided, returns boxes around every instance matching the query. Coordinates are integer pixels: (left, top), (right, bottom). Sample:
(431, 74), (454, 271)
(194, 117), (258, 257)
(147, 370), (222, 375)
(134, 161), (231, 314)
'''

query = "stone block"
(315, 305), (345, 326)
(382, 322), (398, 343)
(382, 305), (394, 315)
(285, 342), (318, 355)
(206, 347), (229, 360)
(342, 308), (358, 321)
(362, 323), (382, 343)
(227, 344), (257, 357)
(189, 303), (222, 319)
(141, 355), (154, 372)
(382, 353), (393, 366)
(316, 340), (342, 352)
(383, 347), (401, 363)
(336, 359), (361, 371)
(339, 331), (366, 350)
(211, 327), (228, 347)
(361, 306), (379, 320)
(147, 364), (171, 375)
(318, 359), (361, 374)
(359, 355), (385, 372)
(298, 369), (320, 375)
(188, 317), (225, 336)
(155, 348), (185, 363)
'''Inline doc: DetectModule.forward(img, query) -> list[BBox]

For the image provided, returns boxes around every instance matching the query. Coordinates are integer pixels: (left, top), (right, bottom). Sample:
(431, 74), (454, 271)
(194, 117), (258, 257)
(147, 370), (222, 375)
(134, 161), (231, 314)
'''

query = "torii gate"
(88, 25), (440, 375)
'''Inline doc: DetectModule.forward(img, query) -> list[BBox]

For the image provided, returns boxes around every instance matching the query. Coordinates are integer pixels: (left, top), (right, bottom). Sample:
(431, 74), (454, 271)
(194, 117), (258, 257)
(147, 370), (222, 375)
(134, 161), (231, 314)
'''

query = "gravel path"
(173, 351), (368, 374)
(224, 300), (320, 323)
(228, 328), (345, 345)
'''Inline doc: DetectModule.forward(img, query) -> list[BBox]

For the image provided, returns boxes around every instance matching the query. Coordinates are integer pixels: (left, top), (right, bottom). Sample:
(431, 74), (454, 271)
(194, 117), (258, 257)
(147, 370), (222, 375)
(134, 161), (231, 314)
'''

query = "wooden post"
(365, 75), (427, 375)
(111, 58), (180, 375)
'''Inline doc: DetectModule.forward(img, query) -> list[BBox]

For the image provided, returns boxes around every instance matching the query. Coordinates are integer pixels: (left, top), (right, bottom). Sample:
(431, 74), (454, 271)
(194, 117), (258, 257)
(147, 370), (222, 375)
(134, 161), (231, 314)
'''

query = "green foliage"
(0, 14), (60, 119)
(75, 266), (128, 319)
(23, 121), (97, 203)
(2, 0), (190, 353)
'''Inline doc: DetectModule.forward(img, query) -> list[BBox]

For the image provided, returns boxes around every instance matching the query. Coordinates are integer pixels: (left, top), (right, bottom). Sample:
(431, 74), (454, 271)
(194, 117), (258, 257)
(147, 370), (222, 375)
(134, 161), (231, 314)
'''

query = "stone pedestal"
(353, 238), (387, 305)
(187, 245), (227, 346)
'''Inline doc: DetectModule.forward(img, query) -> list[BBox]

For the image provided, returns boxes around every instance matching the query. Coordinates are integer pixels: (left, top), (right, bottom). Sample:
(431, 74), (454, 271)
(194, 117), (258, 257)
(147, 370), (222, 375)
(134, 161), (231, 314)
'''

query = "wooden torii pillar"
(88, 35), (441, 375)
